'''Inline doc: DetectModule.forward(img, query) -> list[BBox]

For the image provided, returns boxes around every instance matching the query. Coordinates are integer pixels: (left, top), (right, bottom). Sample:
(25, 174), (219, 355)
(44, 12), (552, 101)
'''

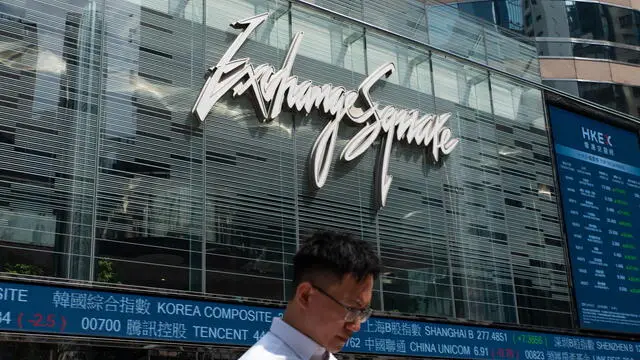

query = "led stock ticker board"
(1, 281), (640, 359)
(549, 106), (640, 334)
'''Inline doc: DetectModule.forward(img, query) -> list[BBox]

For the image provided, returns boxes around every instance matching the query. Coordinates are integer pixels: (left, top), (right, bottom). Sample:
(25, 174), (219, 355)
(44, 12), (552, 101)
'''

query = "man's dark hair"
(292, 230), (381, 290)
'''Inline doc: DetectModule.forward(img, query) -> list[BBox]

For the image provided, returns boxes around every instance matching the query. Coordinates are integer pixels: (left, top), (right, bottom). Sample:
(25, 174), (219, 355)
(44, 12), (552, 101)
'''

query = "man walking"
(239, 230), (381, 360)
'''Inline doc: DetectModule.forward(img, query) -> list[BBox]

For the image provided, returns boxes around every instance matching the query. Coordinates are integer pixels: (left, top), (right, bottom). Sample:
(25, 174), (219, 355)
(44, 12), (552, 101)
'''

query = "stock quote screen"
(0, 280), (639, 359)
(549, 105), (640, 333)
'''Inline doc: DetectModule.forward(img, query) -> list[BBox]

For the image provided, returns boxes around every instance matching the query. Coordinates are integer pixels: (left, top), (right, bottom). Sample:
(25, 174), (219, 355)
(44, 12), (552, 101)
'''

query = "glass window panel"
(204, 0), (289, 50)
(292, 6), (365, 74)
(365, 35), (453, 318)
(570, 2), (605, 40)
(612, 84), (632, 115)
(572, 81), (640, 117)
(636, 11), (640, 42)
(612, 45), (640, 64)
(0, 0), (577, 328)
(577, 81), (630, 115)
(537, 39), (640, 67)
(495, 0), (524, 33)
(490, 73), (545, 130)
(572, 42), (609, 59)
(432, 53), (518, 323)
(289, 5), (379, 305)
(366, 30), (432, 94)
(457, 1), (496, 25)
(427, 4), (487, 64)
(537, 41), (573, 57)
(307, 0), (364, 20)
(529, 1), (572, 38)
(602, 4), (638, 46)
(93, 0), (206, 291)
(578, 82), (616, 110)
(0, 0), (100, 280)
(363, 0), (429, 44)
(542, 79), (579, 96)
(548, 2), (640, 47)
(489, 73), (572, 327)
(142, 0), (169, 14)
(202, 2), (295, 301)
(432, 54), (491, 113)
(485, 26), (540, 83)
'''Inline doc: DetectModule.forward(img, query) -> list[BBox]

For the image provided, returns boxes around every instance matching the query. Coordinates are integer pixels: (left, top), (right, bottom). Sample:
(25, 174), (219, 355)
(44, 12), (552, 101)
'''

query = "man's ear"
(294, 282), (313, 309)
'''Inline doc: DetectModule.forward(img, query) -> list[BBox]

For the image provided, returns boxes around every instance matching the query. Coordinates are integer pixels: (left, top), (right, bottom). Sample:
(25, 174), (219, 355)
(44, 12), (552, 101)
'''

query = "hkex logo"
(581, 127), (613, 146)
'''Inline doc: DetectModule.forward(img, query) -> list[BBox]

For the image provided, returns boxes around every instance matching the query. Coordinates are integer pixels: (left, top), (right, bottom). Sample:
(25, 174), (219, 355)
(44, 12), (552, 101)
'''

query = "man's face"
(304, 273), (374, 353)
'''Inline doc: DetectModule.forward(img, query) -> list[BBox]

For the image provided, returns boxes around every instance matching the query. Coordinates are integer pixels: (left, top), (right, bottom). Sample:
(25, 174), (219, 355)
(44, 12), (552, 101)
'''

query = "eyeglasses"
(311, 284), (373, 323)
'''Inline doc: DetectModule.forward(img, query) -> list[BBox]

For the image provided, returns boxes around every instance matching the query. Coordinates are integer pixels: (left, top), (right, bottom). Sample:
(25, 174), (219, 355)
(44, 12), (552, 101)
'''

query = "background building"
(0, 0), (639, 359)
(447, 0), (640, 118)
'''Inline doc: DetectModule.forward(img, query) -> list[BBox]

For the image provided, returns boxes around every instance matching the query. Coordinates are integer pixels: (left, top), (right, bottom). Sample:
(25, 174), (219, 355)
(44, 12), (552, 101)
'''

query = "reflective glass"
(494, 0), (524, 33)
(427, 3), (487, 64)
(202, 0), (295, 300)
(457, 1), (496, 25)
(577, 81), (640, 117)
(537, 41), (572, 57)
(489, 74), (571, 328)
(545, 80), (640, 118)
(432, 54), (518, 323)
(537, 40), (640, 66)
(0, 0), (99, 280)
(612, 46), (640, 64)
(569, 2), (606, 40)
(542, 79), (579, 96)
(564, 2), (640, 46)
(0, 0), (572, 328)
(290, 6), (380, 308)
(572, 42), (611, 59)
(602, 4), (638, 46)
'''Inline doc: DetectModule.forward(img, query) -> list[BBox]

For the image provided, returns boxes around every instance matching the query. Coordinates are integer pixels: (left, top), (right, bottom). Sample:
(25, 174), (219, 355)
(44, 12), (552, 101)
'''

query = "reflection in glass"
(537, 40), (640, 65)
(542, 79), (579, 96)
(92, 0), (206, 292)
(427, 3), (487, 64)
(558, 2), (640, 46)
(490, 74), (571, 328)
(290, 6), (377, 305)
(453, 0), (525, 34)
(432, 54), (520, 323)
(0, 0), (573, 328)
(203, 2), (295, 301)
(536, 41), (572, 57)
(0, 0), (101, 281)
(578, 81), (637, 117)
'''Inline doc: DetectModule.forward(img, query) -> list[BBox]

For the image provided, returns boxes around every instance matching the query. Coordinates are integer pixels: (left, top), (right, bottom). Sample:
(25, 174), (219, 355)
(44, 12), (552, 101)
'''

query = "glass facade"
(538, 41), (640, 65)
(455, 0), (526, 34)
(533, 1), (640, 65)
(453, 0), (640, 65)
(561, 2), (640, 45)
(310, 0), (541, 83)
(452, 0), (640, 120)
(543, 80), (640, 118)
(0, 0), (571, 341)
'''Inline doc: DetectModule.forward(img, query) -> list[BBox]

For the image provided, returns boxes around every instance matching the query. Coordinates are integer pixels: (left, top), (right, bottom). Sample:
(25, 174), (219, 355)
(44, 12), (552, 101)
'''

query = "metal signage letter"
(192, 12), (460, 208)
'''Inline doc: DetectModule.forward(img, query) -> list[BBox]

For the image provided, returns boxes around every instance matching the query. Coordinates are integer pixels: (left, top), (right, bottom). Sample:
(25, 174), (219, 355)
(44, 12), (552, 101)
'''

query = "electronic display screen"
(549, 105), (640, 333)
(1, 280), (639, 359)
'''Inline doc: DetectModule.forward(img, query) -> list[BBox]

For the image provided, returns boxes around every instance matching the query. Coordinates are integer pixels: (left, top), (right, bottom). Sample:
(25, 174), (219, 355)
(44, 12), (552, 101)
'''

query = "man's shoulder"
(238, 332), (296, 360)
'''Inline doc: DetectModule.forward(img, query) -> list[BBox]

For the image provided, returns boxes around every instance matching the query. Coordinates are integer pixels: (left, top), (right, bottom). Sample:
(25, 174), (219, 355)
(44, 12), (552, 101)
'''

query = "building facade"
(449, 0), (640, 118)
(0, 0), (639, 359)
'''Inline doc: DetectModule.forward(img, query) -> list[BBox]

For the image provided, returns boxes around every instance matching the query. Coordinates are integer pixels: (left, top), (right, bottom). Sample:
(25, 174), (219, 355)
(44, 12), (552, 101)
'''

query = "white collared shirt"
(239, 317), (337, 360)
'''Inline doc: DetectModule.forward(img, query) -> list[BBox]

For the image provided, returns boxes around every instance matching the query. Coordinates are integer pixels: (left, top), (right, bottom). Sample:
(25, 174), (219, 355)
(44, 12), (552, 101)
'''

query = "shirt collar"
(270, 317), (329, 360)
